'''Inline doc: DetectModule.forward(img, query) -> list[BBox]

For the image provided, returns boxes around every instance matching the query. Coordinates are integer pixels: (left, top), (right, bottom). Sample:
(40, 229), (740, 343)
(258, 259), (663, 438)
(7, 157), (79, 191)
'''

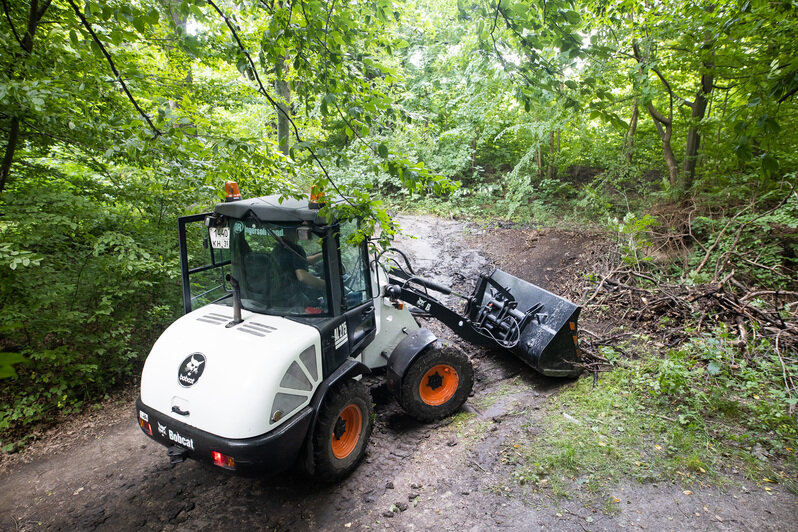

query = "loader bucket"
(468, 269), (583, 378)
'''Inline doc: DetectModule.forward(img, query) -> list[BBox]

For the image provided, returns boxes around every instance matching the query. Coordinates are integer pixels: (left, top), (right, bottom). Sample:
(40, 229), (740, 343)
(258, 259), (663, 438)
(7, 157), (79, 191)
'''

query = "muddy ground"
(0, 215), (795, 531)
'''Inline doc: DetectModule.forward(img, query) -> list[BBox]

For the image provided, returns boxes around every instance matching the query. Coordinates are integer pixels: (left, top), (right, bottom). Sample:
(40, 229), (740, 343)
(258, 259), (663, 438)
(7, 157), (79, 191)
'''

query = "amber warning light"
(225, 181), (242, 202)
(309, 185), (325, 209)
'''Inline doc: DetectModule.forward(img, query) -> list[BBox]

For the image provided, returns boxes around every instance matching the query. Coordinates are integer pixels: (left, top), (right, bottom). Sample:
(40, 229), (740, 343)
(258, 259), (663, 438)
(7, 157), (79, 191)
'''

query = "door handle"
(361, 306), (374, 318)
(172, 405), (190, 416)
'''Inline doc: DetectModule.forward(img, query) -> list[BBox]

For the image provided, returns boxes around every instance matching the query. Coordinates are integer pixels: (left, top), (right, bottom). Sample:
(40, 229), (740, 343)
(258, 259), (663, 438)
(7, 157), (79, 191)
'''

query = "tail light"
(212, 451), (236, 470)
(138, 418), (153, 436)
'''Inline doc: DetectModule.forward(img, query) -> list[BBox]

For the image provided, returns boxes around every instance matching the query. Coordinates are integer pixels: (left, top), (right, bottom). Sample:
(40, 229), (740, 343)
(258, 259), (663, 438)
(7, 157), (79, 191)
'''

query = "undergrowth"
(513, 330), (797, 499)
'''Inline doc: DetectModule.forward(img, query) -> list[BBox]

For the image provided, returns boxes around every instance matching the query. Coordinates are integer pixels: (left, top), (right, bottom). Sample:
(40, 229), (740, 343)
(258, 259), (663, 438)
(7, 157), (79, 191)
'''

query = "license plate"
(209, 226), (230, 249)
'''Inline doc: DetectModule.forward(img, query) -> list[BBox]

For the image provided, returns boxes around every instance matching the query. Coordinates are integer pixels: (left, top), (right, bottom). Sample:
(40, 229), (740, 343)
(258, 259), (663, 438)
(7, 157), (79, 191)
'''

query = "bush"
(0, 175), (183, 449)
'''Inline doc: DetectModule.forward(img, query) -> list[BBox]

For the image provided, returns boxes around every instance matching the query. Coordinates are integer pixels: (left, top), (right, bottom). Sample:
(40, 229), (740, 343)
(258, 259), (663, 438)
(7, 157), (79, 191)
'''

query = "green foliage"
(687, 185), (798, 288)
(0, 353), (27, 379)
(0, 0), (461, 447)
(1, 0), (796, 453)
(514, 329), (796, 497)
(609, 212), (657, 268)
(0, 173), (182, 441)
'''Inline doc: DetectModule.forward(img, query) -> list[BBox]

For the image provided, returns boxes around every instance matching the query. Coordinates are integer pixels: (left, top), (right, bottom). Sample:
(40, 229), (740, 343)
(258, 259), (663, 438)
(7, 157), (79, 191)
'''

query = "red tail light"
(139, 418), (152, 436)
(212, 451), (236, 470)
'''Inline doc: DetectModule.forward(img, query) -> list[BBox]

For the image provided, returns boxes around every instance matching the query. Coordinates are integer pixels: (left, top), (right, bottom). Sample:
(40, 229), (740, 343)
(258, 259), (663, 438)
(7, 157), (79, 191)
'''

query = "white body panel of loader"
(140, 264), (422, 442)
(140, 304), (322, 439)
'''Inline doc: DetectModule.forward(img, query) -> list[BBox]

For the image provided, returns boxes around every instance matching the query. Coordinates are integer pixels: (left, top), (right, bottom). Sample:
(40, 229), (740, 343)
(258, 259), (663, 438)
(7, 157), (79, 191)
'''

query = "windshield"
(228, 218), (329, 316)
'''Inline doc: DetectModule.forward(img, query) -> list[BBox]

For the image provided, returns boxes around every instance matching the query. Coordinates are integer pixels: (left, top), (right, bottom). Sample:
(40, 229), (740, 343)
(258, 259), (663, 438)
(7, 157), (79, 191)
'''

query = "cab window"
(338, 220), (370, 309)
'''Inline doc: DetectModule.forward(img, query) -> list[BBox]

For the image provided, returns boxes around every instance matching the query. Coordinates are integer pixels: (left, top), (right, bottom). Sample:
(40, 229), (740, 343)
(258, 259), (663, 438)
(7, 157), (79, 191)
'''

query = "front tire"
(399, 345), (474, 422)
(312, 379), (373, 481)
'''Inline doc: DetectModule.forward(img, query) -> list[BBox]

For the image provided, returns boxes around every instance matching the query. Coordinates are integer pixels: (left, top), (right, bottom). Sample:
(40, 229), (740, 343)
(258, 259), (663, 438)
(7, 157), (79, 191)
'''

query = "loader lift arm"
(385, 268), (583, 378)
(386, 273), (504, 349)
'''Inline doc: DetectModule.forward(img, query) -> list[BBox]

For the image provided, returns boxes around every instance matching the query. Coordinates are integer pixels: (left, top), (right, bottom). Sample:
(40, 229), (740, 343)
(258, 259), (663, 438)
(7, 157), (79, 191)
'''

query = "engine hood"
(140, 304), (322, 439)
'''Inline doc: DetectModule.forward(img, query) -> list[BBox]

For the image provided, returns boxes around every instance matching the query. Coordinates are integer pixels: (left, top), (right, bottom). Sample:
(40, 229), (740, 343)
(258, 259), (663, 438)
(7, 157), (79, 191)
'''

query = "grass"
(509, 330), (797, 501)
(473, 377), (525, 410)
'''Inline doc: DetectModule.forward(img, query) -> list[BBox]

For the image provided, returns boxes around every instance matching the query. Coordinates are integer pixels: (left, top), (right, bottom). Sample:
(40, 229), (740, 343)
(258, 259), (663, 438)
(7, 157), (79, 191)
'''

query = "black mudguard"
(300, 358), (371, 475)
(385, 328), (438, 399)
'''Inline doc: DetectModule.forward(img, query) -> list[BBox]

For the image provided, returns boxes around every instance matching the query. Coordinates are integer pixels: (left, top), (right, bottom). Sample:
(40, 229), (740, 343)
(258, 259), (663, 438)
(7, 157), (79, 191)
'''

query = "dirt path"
(1, 216), (795, 531)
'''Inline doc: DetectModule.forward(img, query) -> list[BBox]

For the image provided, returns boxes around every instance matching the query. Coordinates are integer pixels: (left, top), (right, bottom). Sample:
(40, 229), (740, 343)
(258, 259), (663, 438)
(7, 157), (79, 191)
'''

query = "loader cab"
(177, 191), (376, 378)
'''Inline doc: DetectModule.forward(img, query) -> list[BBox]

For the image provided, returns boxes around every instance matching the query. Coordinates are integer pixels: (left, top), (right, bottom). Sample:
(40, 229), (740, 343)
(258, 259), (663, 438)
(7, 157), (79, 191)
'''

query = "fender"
(385, 328), (438, 400)
(300, 358), (371, 475)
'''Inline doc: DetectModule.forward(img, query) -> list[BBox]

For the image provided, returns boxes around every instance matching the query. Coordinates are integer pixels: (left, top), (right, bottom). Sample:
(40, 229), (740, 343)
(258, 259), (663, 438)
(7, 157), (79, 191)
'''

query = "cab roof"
(213, 194), (342, 224)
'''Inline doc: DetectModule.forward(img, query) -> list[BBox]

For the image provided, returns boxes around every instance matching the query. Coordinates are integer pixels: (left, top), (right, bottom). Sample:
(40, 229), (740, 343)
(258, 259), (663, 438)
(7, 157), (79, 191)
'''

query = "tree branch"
(647, 102), (671, 126)
(0, 0), (23, 49)
(778, 85), (798, 104)
(66, 0), (161, 139)
(651, 66), (676, 101)
(489, 1), (539, 89)
(0, 0), (51, 193)
(205, 0), (354, 206)
(497, 5), (559, 77)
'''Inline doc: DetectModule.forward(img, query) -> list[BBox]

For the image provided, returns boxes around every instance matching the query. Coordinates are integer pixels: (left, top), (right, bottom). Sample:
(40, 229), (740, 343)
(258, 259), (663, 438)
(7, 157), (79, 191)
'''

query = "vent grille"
(196, 312), (231, 325)
(239, 321), (277, 337)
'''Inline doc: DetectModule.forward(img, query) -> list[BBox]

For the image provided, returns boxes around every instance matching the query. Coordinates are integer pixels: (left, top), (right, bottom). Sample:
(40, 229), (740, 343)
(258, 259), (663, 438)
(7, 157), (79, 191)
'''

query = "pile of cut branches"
(577, 189), (798, 409)
(588, 268), (797, 345)
(581, 267), (797, 410)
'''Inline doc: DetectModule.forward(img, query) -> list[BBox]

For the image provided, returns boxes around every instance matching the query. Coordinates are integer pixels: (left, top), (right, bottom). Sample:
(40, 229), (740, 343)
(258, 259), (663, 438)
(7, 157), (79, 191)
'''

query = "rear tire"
(312, 379), (373, 481)
(399, 345), (473, 422)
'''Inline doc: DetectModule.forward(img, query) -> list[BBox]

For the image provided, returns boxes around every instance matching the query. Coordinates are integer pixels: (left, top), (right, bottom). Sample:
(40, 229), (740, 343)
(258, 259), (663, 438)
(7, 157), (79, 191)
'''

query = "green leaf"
(131, 15), (147, 34)
(378, 143), (389, 158)
(0, 353), (27, 379)
(761, 153), (779, 174)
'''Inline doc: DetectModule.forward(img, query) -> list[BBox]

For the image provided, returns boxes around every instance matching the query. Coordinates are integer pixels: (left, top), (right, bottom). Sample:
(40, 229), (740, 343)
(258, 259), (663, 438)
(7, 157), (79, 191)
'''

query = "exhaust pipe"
(225, 274), (243, 327)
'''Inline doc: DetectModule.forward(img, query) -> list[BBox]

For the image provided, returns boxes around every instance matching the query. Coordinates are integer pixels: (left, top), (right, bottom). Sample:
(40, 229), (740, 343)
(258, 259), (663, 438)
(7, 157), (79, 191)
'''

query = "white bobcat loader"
(137, 183), (583, 480)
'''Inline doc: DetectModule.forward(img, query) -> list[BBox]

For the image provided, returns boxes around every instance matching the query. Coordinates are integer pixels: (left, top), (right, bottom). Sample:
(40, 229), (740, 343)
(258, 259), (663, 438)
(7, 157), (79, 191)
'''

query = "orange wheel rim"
(418, 364), (459, 406)
(331, 404), (363, 459)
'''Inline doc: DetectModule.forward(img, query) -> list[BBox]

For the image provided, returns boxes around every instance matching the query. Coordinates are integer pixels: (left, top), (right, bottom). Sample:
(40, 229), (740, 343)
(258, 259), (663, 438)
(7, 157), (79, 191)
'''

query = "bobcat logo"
(178, 353), (206, 387)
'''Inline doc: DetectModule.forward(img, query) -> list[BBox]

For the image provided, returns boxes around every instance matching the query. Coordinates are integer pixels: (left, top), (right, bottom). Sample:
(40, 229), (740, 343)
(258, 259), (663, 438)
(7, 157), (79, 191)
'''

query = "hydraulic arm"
(385, 268), (583, 378)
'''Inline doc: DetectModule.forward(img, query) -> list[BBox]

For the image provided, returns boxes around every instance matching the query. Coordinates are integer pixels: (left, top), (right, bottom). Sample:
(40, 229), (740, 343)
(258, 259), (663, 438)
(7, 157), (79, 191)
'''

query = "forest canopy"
(1, 0), (796, 448)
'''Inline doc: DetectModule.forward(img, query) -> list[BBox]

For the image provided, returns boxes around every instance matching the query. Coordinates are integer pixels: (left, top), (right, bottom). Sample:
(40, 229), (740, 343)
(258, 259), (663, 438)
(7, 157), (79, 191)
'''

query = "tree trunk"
(624, 100), (639, 163)
(167, 0), (191, 112)
(547, 131), (554, 179)
(682, 68), (714, 190)
(536, 145), (543, 178)
(0, 118), (20, 193)
(716, 89), (729, 144)
(0, 0), (50, 194)
(647, 104), (679, 186)
(633, 40), (678, 188)
(276, 63), (290, 156)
